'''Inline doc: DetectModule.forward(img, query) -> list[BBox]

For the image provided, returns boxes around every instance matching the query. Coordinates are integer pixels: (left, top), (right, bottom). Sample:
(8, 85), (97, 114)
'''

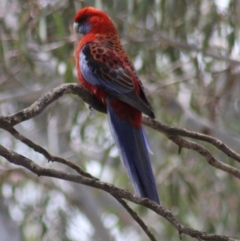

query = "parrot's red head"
(73, 7), (117, 36)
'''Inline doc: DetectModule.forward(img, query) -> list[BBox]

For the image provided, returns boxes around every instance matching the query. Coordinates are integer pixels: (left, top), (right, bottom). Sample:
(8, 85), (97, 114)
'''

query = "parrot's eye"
(79, 14), (89, 22)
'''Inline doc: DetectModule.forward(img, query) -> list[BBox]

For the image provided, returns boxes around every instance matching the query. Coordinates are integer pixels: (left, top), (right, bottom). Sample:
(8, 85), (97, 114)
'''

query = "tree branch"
(143, 117), (240, 163)
(5, 126), (98, 180)
(1, 83), (239, 169)
(0, 145), (238, 241)
(157, 33), (240, 65)
(131, 32), (240, 65)
(0, 83), (240, 241)
(0, 83), (106, 128)
(112, 196), (157, 241)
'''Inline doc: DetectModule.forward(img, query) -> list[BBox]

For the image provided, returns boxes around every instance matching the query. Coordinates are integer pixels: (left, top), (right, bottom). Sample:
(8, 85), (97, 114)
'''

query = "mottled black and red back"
(80, 42), (155, 118)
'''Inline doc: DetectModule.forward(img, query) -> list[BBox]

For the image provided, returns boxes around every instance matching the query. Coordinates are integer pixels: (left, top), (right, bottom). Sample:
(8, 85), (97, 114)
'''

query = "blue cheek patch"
(79, 23), (91, 35)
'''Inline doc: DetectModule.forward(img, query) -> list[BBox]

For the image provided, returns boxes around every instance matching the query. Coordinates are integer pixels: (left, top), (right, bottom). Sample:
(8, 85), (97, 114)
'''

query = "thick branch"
(0, 83), (106, 128)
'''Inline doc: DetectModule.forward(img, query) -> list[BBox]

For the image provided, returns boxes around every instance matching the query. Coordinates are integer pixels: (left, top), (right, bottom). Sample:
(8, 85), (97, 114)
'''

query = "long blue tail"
(106, 99), (160, 204)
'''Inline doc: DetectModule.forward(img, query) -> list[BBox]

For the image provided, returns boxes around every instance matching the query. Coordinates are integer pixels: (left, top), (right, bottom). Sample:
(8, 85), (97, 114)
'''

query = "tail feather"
(106, 98), (160, 204)
(142, 128), (153, 155)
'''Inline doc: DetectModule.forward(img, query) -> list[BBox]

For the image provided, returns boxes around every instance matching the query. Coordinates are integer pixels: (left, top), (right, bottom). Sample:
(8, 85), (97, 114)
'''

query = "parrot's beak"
(73, 22), (79, 33)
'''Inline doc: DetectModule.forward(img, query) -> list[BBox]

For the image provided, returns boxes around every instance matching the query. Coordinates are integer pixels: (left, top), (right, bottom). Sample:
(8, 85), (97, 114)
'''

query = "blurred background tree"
(0, 0), (240, 240)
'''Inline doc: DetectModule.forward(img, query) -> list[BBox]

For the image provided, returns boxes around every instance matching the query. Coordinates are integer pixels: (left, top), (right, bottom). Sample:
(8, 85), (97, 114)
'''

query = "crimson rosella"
(74, 7), (160, 204)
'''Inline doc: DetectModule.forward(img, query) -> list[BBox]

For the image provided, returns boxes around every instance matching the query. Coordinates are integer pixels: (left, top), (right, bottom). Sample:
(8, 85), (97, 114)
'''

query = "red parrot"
(74, 7), (160, 204)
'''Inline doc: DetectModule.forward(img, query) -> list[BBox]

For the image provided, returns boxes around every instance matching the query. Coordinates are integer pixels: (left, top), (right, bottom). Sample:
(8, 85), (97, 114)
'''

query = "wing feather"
(80, 42), (154, 118)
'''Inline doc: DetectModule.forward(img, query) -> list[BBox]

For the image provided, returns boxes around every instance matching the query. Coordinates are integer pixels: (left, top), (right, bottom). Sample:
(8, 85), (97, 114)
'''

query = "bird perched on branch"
(74, 7), (160, 204)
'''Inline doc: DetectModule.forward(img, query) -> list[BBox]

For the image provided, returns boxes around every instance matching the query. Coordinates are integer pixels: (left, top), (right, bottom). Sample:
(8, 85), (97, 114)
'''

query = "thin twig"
(157, 33), (240, 65)
(143, 117), (240, 164)
(112, 195), (157, 241)
(169, 135), (240, 179)
(5, 127), (97, 180)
